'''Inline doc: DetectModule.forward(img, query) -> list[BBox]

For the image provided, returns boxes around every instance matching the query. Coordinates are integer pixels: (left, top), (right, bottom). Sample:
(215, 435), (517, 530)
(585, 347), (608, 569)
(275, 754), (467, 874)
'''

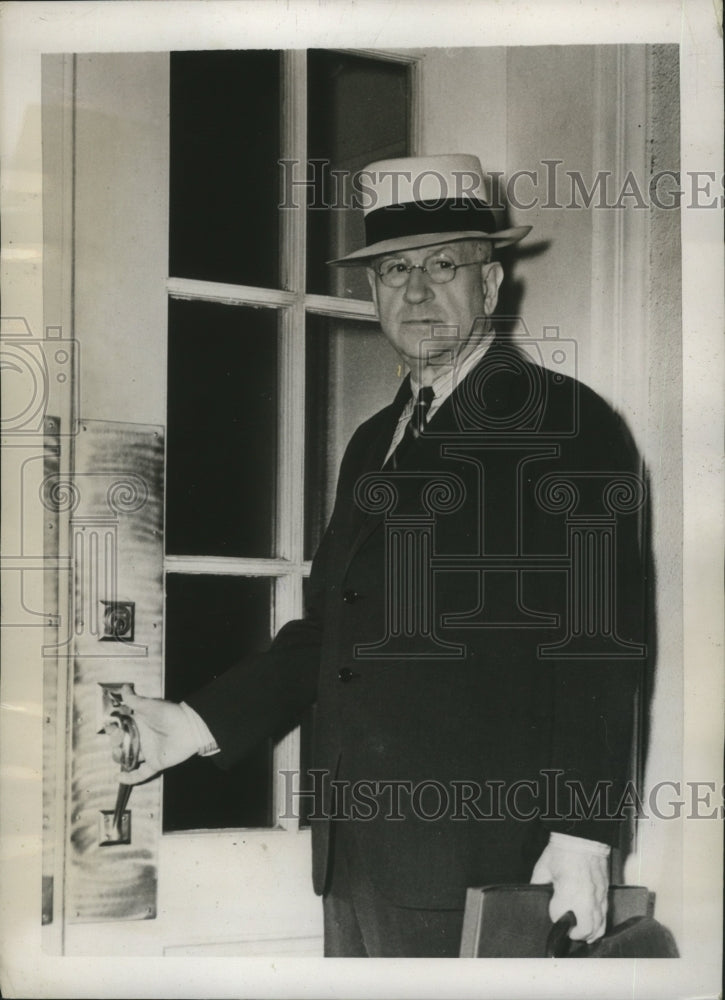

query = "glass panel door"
(163, 574), (274, 831)
(166, 299), (279, 559)
(169, 50), (282, 287)
(165, 48), (412, 835)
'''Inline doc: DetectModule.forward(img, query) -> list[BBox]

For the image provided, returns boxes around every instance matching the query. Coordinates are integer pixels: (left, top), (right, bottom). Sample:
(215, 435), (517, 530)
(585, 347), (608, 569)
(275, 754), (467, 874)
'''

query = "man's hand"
(107, 684), (200, 784)
(530, 836), (609, 943)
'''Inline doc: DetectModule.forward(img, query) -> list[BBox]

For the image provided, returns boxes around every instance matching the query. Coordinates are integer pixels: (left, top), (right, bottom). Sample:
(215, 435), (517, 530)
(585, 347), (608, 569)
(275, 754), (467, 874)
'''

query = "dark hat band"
(364, 198), (498, 249)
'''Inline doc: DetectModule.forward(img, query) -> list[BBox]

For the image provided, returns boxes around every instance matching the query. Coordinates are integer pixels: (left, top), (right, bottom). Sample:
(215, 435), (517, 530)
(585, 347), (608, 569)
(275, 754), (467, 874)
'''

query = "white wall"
(506, 46), (596, 372)
(417, 47), (508, 185)
(74, 53), (170, 427)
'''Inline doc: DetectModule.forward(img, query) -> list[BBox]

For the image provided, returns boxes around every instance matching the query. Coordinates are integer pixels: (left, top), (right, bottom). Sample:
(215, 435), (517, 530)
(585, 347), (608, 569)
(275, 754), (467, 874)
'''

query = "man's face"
(367, 240), (504, 375)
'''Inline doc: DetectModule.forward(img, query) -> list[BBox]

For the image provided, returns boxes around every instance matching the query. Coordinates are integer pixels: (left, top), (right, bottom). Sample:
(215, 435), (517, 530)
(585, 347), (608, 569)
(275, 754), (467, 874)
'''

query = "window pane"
(170, 50), (281, 287)
(163, 573), (273, 831)
(305, 314), (402, 557)
(306, 51), (410, 300)
(166, 299), (277, 558)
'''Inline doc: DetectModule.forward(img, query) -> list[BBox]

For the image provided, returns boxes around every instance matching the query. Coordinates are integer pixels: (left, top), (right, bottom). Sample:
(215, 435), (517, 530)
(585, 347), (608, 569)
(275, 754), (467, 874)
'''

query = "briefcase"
(459, 883), (679, 958)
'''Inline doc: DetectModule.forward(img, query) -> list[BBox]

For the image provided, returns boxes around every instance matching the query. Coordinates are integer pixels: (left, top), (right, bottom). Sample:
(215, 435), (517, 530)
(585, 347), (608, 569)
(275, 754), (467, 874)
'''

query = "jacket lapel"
(339, 376), (411, 576)
(339, 339), (527, 580)
(360, 374), (412, 473)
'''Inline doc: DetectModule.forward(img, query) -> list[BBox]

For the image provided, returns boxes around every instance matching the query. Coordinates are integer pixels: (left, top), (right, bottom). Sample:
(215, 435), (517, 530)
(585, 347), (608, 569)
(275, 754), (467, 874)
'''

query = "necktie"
(386, 385), (435, 470)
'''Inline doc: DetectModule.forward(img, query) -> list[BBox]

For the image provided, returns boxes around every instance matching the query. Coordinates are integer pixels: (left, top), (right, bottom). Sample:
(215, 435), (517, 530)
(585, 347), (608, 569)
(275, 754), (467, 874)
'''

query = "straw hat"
(330, 154), (531, 265)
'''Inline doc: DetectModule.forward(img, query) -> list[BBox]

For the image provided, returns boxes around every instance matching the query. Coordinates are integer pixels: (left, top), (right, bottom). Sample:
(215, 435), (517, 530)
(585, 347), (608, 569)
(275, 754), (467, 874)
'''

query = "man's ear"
(480, 261), (504, 315)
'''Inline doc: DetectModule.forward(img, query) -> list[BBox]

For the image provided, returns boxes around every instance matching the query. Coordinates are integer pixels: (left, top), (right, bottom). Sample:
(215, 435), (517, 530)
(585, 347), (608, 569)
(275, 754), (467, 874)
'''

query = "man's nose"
(403, 265), (434, 304)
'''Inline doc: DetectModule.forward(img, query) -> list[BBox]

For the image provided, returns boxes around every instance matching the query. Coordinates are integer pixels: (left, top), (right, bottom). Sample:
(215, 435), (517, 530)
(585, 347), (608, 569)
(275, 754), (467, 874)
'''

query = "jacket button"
(342, 589), (360, 604)
(338, 668), (359, 683)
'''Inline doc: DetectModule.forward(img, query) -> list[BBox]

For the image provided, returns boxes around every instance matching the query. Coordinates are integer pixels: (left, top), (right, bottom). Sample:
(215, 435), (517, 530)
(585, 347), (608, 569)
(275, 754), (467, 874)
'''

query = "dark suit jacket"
(187, 338), (648, 910)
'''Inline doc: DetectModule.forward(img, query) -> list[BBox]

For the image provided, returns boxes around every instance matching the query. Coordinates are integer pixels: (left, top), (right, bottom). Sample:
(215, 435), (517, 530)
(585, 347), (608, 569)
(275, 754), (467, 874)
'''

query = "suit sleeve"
(183, 524), (332, 770)
(182, 409), (384, 770)
(540, 396), (650, 847)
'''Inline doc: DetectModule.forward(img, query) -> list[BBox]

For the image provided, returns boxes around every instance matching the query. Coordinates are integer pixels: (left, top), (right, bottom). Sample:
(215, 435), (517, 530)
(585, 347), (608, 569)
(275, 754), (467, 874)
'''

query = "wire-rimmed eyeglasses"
(373, 253), (486, 288)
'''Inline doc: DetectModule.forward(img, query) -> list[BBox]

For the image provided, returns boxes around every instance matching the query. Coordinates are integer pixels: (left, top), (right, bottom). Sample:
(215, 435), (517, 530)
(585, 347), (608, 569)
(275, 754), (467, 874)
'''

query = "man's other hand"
(108, 683), (200, 784)
(530, 836), (609, 942)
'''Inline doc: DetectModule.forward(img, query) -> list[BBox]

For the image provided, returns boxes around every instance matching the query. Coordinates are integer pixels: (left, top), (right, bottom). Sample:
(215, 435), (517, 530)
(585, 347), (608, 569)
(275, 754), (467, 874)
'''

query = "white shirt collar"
(409, 330), (495, 410)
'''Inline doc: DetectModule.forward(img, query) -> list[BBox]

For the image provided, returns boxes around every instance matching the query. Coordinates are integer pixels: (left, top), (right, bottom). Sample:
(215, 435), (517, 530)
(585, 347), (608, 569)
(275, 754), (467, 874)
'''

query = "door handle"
(109, 706), (142, 772)
(109, 711), (141, 840)
(99, 684), (143, 844)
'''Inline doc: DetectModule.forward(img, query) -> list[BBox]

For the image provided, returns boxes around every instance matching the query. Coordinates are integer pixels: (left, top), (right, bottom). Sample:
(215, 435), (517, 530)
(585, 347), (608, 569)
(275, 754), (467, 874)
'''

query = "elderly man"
(116, 155), (646, 958)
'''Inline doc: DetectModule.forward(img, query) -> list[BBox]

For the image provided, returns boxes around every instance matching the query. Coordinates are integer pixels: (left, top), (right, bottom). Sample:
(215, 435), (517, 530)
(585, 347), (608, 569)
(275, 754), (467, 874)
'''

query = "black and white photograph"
(0, 2), (722, 997)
